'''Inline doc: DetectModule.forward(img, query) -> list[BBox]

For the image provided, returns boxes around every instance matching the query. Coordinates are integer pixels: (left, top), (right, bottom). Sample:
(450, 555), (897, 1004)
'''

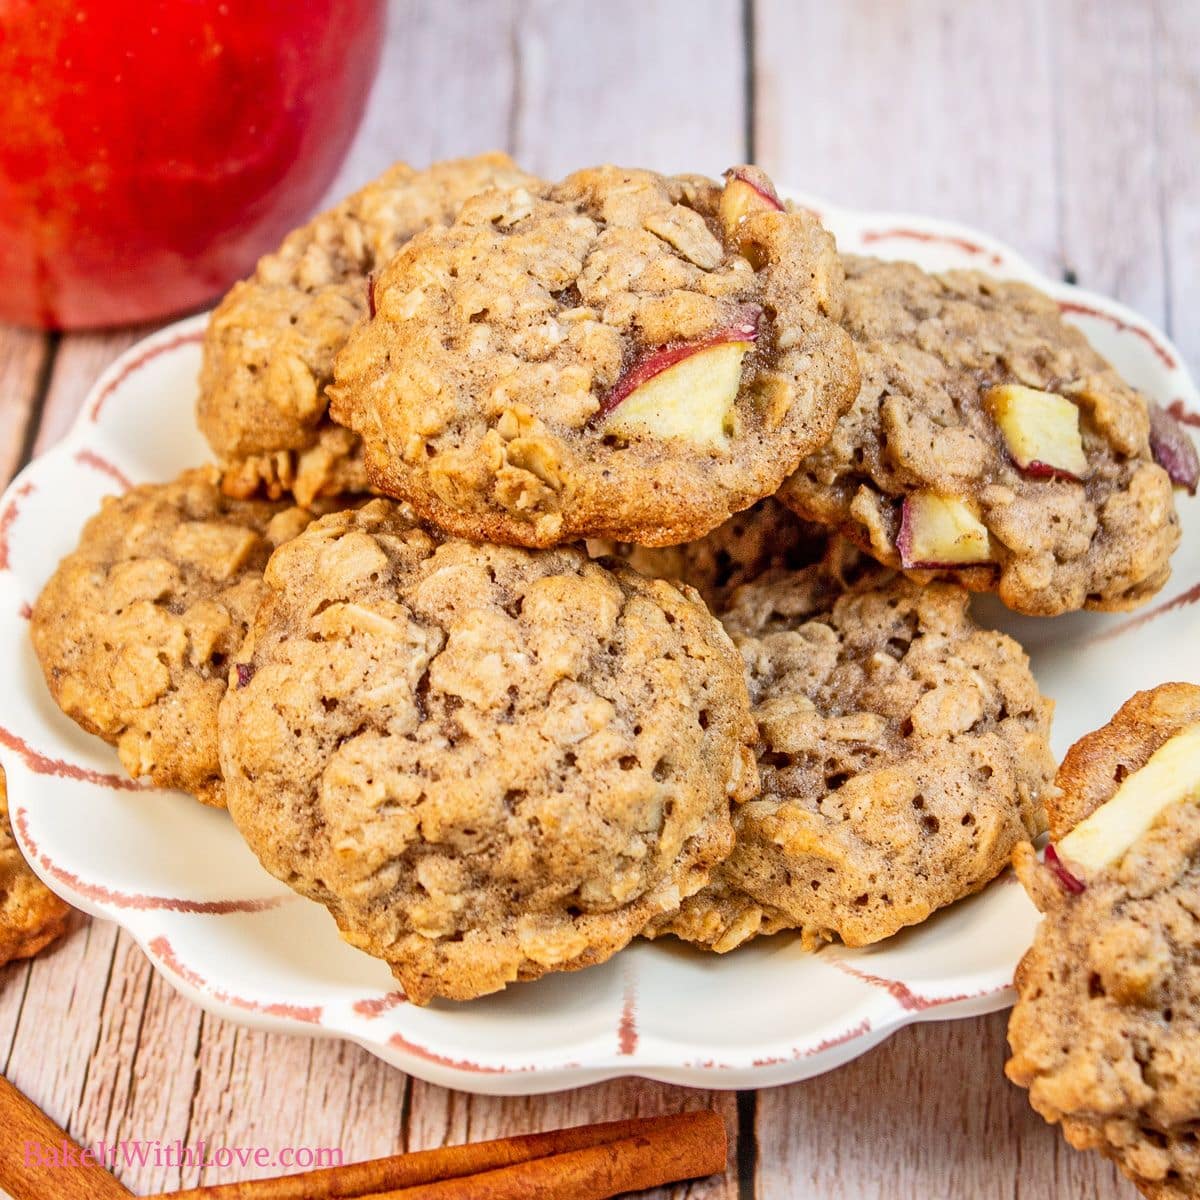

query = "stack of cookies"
(29, 154), (1197, 1013)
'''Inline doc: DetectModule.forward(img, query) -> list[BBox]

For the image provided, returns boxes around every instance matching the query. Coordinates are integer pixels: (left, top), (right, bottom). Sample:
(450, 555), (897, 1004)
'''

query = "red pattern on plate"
(0, 722), (148, 791)
(1167, 399), (1200, 429)
(752, 1018), (874, 1067)
(0, 481), (34, 572)
(89, 331), (205, 423)
(1090, 579), (1200, 644)
(860, 227), (1006, 267)
(387, 1031), (525, 1075)
(353, 992), (407, 1018)
(149, 935), (322, 1023)
(15, 806), (289, 915)
(1057, 299), (1177, 370)
(73, 448), (134, 493)
(617, 972), (638, 1056)
(829, 959), (987, 1012)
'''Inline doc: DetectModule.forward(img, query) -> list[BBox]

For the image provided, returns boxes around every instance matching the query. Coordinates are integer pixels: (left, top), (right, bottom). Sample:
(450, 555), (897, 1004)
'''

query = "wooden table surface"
(2, 2), (1195, 1196)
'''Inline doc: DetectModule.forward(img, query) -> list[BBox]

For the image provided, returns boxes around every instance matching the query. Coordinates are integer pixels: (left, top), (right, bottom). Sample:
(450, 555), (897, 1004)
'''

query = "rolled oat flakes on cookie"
(219, 499), (759, 1003)
(1007, 684), (1200, 1199)
(329, 164), (859, 548)
(779, 255), (1185, 616)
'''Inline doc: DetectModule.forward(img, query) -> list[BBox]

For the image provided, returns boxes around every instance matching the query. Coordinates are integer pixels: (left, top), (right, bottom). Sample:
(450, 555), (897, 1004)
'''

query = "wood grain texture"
(752, 1011), (1128, 1199)
(753, 0), (1061, 272)
(1152, 0), (1200, 370)
(0, 325), (49, 484)
(507, 0), (746, 180)
(1, 2), (1195, 1198)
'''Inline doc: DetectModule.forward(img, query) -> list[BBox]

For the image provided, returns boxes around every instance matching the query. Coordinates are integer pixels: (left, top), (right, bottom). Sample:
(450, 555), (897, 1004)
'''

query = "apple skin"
(596, 307), (761, 420)
(0, 0), (384, 329)
(1149, 402), (1200, 495)
(1043, 845), (1086, 895)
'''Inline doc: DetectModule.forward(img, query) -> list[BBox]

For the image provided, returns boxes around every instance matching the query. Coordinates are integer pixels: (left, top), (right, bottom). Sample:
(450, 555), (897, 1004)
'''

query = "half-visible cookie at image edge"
(647, 565), (1054, 952)
(0, 769), (72, 966)
(219, 500), (759, 1004)
(30, 467), (328, 806)
(330, 164), (859, 548)
(1007, 684), (1200, 1199)
(197, 153), (540, 506)
(778, 255), (1188, 616)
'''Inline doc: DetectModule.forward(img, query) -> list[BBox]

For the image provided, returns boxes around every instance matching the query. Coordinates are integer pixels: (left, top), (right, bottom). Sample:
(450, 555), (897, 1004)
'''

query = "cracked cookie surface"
(219, 500), (758, 1003)
(330, 165), (858, 547)
(778, 255), (1182, 615)
(648, 566), (1053, 952)
(198, 153), (538, 505)
(31, 468), (323, 805)
(1008, 684), (1200, 1200)
(0, 769), (71, 965)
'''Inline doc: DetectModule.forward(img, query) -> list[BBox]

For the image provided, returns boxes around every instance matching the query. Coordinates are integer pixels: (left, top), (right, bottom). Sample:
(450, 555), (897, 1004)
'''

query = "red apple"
(1149, 402), (1200, 494)
(0, 0), (384, 329)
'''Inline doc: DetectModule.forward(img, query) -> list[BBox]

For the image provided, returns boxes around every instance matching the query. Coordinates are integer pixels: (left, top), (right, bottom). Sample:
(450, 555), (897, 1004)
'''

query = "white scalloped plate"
(1, 194), (1198, 1096)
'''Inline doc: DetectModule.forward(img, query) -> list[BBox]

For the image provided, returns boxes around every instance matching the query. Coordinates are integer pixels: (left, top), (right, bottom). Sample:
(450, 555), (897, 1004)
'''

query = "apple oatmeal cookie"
(330, 165), (859, 547)
(219, 500), (758, 1003)
(198, 153), (539, 506)
(1008, 684), (1200, 1199)
(778, 255), (1189, 616)
(0, 769), (71, 966)
(647, 565), (1054, 952)
(31, 468), (326, 805)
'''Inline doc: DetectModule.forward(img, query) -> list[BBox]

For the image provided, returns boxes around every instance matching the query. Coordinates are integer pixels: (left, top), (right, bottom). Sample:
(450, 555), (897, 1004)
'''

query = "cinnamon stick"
(370, 1112), (728, 1200)
(151, 1111), (725, 1200)
(0, 1074), (133, 1199)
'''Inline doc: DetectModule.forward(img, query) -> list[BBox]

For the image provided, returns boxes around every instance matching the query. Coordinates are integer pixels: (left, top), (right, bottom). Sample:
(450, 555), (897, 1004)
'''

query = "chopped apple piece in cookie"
(986, 384), (1088, 481)
(1056, 722), (1200, 875)
(719, 166), (784, 237)
(599, 312), (760, 449)
(897, 492), (993, 568)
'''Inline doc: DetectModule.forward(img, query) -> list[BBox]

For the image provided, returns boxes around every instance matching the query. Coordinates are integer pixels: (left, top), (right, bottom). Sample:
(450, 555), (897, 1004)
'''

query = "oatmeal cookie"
(778, 255), (1183, 616)
(219, 500), (758, 1003)
(1007, 684), (1200, 1199)
(0, 770), (71, 965)
(31, 468), (323, 805)
(590, 498), (828, 612)
(198, 153), (538, 505)
(648, 567), (1054, 951)
(330, 165), (859, 547)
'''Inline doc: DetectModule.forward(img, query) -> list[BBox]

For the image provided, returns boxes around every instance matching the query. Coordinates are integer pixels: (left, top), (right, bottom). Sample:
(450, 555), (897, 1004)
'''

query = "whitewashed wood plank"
(175, 1021), (408, 1192)
(753, 1011), (1130, 1199)
(326, 0), (519, 197)
(754, 0), (1061, 273)
(1156, 0), (1200, 371)
(0, 326), (50, 484)
(509, 0), (747, 179)
(3, 919), (123, 1141)
(1052, 0), (1164, 319)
